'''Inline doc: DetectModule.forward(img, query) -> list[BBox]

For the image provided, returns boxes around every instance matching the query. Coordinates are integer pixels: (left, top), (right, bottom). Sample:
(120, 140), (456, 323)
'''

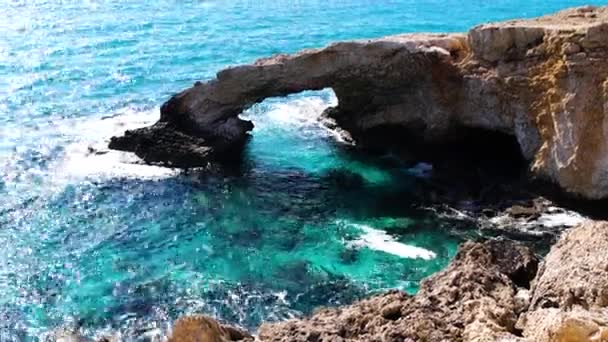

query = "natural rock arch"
(110, 34), (469, 165)
(110, 6), (608, 199)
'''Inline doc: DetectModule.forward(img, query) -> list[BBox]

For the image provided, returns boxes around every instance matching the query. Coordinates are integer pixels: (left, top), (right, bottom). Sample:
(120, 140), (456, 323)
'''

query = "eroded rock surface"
(462, 6), (608, 200)
(167, 315), (253, 342)
(110, 6), (608, 199)
(110, 33), (467, 167)
(256, 239), (538, 342)
(163, 221), (607, 341)
(518, 220), (608, 341)
(249, 221), (608, 341)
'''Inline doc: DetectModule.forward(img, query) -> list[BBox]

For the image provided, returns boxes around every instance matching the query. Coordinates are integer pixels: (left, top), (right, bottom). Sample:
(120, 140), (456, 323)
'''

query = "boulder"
(518, 220), (608, 341)
(255, 221), (608, 341)
(167, 315), (253, 342)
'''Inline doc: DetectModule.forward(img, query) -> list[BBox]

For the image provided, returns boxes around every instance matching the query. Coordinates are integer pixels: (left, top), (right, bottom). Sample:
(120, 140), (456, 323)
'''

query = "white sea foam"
(488, 207), (585, 232)
(57, 93), (344, 182)
(46, 92), (345, 184)
(241, 91), (353, 144)
(344, 222), (436, 260)
(54, 108), (179, 181)
(536, 209), (585, 228)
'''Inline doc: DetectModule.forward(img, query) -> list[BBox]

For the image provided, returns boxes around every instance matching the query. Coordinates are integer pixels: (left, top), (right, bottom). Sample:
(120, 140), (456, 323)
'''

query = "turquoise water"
(1, 0), (605, 339)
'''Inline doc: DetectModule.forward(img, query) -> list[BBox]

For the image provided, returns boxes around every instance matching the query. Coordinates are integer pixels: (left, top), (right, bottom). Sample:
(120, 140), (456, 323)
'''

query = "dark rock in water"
(321, 169), (365, 189)
(109, 122), (216, 167)
(507, 204), (541, 220)
(339, 247), (359, 264)
(86, 146), (109, 156)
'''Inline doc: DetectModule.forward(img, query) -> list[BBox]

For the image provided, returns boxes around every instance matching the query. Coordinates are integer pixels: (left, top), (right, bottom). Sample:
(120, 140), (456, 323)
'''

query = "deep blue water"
(1, 0), (606, 340)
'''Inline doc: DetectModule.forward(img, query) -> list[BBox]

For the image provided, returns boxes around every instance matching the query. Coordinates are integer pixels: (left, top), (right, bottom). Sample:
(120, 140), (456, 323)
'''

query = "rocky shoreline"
(159, 220), (607, 342)
(94, 6), (608, 342)
(55, 220), (606, 341)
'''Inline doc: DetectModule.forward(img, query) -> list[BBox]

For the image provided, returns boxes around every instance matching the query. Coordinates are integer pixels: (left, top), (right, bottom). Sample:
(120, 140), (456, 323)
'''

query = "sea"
(0, 0), (602, 340)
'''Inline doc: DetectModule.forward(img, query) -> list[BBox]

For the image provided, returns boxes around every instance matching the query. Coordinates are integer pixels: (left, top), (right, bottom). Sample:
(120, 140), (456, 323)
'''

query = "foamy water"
(344, 222), (437, 260)
(56, 108), (179, 181)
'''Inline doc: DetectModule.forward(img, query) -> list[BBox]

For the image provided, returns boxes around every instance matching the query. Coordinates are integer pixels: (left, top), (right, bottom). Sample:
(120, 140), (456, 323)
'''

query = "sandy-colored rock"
(462, 6), (608, 199)
(167, 315), (253, 342)
(529, 221), (608, 310)
(257, 240), (538, 342)
(518, 220), (608, 341)
(110, 6), (608, 199)
(521, 308), (608, 342)
(110, 33), (467, 167)
(253, 221), (608, 342)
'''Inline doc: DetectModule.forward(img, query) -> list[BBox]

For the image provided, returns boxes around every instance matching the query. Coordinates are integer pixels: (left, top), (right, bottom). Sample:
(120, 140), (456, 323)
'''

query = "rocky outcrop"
(517, 220), (608, 341)
(249, 221), (608, 341)
(167, 315), (253, 342)
(256, 239), (539, 342)
(110, 6), (608, 199)
(462, 6), (608, 200)
(109, 33), (467, 167)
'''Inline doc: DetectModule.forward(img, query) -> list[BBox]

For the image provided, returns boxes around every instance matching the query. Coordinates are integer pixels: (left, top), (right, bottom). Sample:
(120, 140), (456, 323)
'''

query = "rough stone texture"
(110, 6), (608, 199)
(529, 220), (608, 310)
(521, 308), (608, 342)
(251, 221), (608, 342)
(462, 6), (608, 200)
(164, 221), (608, 342)
(110, 33), (467, 166)
(257, 240), (538, 342)
(517, 220), (608, 341)
(109, 122), (215, 167)
(167, 315), (253, 342)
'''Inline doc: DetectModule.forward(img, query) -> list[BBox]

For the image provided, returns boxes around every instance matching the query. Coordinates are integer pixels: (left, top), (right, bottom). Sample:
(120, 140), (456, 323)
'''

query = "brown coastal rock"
(164, 221), (607, 342)
(257, 239), (538, 342)
(110, 6), (608, 199)
(250, 221), (608, 342)
(518, 220), (608, 341)
(167, 315), (253, 342)
(248, 222), (608, 342)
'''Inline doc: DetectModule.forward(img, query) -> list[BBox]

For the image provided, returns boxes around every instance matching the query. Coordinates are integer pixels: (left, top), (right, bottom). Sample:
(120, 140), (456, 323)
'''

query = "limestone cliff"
(110, 6), (608, 198)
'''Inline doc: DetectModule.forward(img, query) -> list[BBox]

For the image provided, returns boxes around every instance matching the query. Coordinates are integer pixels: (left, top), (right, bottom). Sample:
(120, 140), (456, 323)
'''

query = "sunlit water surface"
(1, 0), (605, 339)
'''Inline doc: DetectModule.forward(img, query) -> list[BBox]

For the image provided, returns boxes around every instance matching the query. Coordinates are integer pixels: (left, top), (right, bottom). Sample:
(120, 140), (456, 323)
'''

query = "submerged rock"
(111, 6), (608, 199)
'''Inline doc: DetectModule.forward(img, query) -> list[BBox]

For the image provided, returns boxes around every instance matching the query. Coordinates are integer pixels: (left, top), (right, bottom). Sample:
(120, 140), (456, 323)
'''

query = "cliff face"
(167, 221), (608, 341)
(110, 6), (608, 199)
(463, 6), (608, 200)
